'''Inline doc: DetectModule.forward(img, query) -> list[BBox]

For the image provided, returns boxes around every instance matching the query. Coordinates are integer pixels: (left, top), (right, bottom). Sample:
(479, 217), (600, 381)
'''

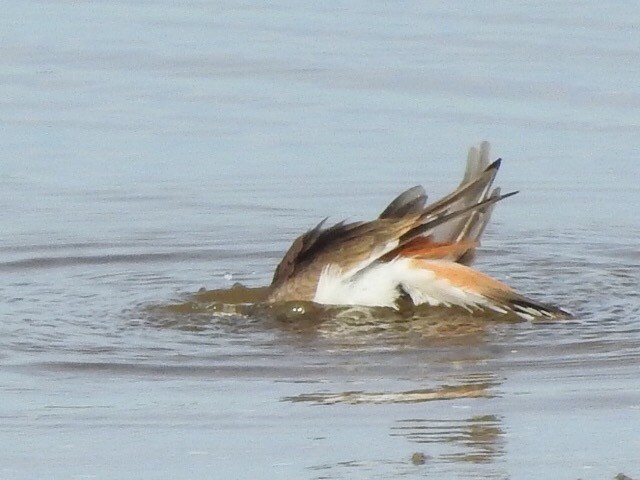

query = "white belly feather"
(313, 261), (404, 307)
(313, 258), (494, 311)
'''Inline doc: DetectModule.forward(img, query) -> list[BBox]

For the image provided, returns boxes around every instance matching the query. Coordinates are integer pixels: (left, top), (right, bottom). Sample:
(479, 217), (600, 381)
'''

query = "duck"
(266, 142), (569, 320)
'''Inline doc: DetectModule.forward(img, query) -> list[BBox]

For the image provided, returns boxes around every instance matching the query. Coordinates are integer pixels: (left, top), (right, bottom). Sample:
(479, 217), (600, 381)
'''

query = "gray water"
(2, 1), (640, 479)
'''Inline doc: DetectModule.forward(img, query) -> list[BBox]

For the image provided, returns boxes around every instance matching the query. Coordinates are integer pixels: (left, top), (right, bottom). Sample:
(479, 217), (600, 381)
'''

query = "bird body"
(266, 142), (569, 320)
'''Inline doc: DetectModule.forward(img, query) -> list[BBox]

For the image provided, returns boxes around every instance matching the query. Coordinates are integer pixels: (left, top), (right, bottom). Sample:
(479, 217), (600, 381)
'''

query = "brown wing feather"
(270, 217), (415, 289)
(378, 186), (427, 219)
(270, 217), (328, 287)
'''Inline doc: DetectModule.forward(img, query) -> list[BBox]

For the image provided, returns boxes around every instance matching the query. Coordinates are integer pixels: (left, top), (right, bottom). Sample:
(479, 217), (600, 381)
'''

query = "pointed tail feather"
(460, 187), (501, 243)
(399, 190), (518, 245)
(428, 142), (502, 245)
(453, 186), (502, 264)
(506, 296), (572, 321)
(425, 159), (501, 218)
(460, 141), (492, 185)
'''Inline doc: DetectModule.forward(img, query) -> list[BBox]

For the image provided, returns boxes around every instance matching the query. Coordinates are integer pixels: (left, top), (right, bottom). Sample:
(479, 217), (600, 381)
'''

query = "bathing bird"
(267, 142), (568, 320)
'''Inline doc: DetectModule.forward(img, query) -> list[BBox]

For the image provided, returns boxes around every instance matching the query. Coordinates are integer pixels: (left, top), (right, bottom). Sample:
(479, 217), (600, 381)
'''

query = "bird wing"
(268, 189), (515, 302)
(268, 142), (513, 302)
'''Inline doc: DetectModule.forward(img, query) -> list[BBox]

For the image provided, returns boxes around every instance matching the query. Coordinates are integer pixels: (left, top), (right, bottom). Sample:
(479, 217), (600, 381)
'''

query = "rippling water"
(2, 1), (640, 479)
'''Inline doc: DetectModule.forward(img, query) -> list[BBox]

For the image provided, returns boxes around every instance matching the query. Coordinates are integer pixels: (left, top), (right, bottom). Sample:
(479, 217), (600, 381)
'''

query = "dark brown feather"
(270, 218), (411, 291)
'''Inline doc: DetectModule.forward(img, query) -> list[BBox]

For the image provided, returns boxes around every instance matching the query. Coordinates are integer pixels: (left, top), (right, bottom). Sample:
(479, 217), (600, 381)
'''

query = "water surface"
(2, 1), (639, 479)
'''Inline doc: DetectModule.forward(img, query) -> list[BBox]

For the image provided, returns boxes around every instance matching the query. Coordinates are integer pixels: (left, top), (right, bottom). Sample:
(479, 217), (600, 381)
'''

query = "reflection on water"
(393, 415), (505, 465)
(124, 248), (640, 480)
(283, 380), (496, 405)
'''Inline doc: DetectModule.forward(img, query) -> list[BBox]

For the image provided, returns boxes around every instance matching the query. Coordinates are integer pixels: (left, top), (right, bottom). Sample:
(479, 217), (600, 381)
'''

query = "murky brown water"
(2, 1), (640, 479)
